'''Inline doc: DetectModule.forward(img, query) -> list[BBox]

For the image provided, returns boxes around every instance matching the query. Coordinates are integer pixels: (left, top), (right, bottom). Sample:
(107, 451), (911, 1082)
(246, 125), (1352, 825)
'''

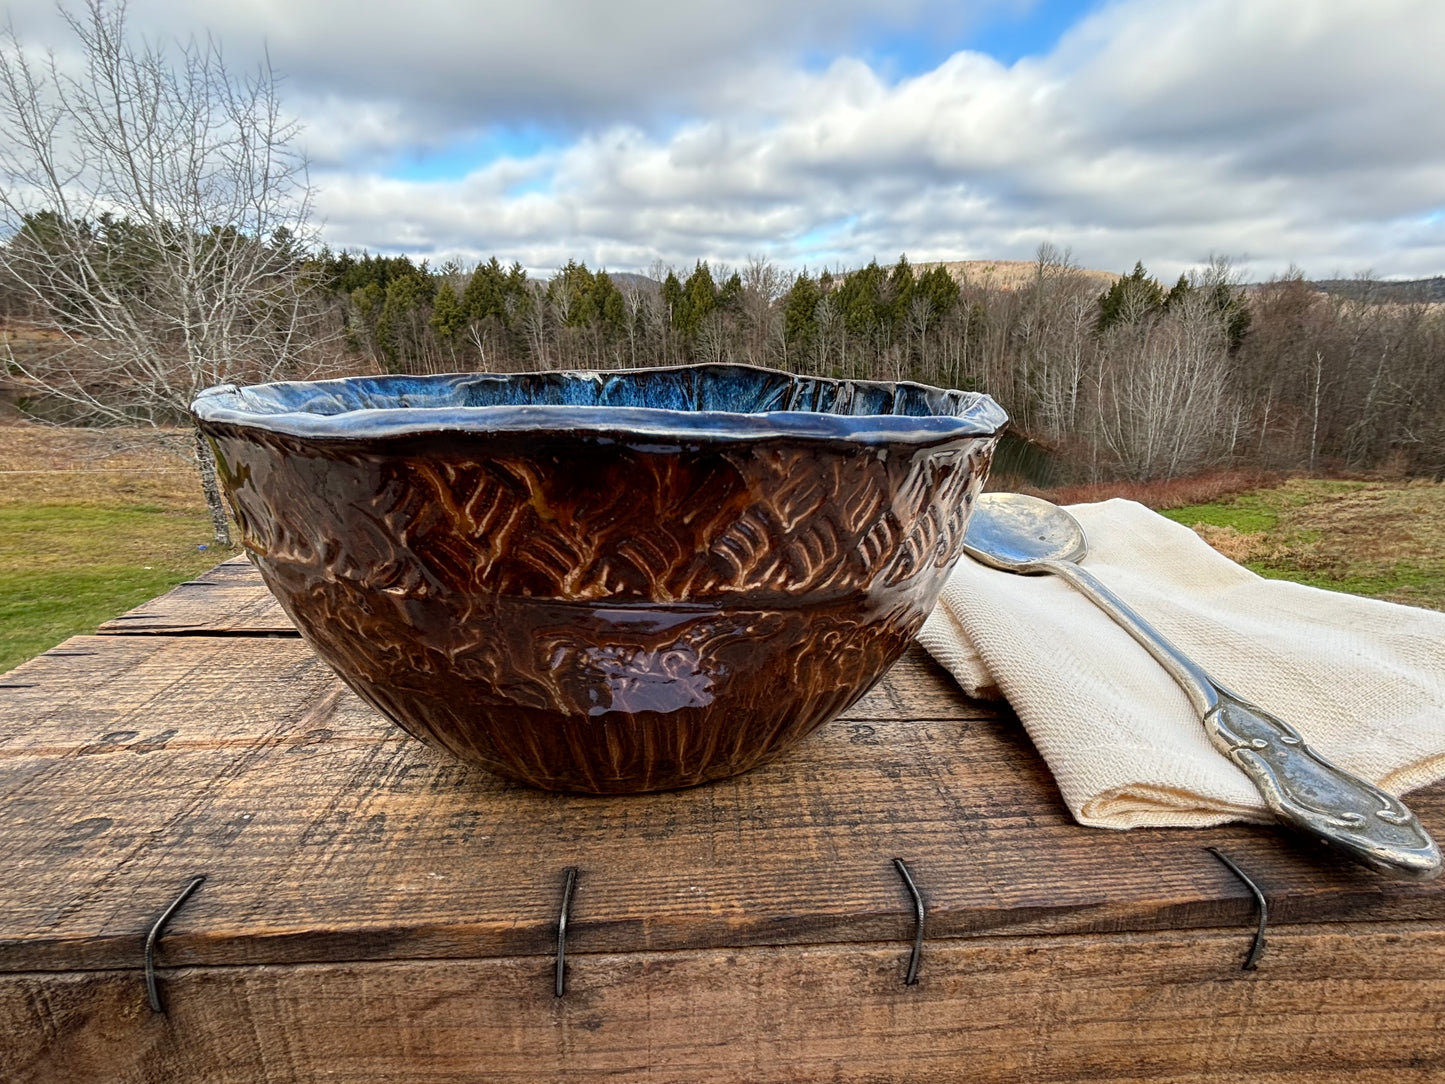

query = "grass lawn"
(1160, 477), (1445, 611)
(0, 423), (238, 675)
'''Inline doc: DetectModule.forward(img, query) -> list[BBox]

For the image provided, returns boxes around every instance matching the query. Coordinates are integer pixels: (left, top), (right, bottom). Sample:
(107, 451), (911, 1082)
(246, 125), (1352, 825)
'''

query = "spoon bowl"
(961, 492), (1086, 570)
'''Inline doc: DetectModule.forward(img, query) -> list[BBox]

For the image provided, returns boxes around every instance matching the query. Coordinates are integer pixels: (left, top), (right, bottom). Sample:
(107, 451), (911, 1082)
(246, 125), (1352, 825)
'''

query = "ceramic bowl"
(192, 364), (1006, 793)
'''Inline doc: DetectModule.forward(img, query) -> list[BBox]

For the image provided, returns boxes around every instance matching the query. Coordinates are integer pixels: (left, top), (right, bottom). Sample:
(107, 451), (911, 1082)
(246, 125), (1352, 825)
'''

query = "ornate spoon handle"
(1206, 690), (1440, 878)
(1037, 557), (1441, 881)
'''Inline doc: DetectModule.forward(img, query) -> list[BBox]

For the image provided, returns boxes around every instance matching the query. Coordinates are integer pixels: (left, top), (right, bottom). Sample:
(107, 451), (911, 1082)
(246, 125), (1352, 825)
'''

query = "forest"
(302, 245), (1445, 483)
(4, 222), (1444, 485)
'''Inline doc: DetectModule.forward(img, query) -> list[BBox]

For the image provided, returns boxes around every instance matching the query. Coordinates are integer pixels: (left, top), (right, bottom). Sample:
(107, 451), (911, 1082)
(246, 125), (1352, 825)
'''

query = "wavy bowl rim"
(191, 363), (1008, 445)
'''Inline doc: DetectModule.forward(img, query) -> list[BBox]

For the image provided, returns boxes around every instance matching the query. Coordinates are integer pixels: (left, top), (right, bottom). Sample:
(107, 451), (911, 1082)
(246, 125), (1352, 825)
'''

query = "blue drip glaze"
(192, 363), (1007, 445)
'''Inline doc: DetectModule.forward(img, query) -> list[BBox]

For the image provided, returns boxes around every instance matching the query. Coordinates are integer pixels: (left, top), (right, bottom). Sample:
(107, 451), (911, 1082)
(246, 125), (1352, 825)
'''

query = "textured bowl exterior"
(195, 366), (1004, 793)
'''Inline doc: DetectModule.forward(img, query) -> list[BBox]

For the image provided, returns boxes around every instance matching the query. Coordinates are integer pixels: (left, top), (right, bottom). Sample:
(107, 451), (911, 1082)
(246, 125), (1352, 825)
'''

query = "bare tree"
(1095, 278), (1237, 480)
(739, 256), (784, 367)
(694, 310), (730, 366)
(521, 279), (551, 367)
(1014, 245), (1099, 443)
(618, 279), (651, 367)
(906, 293), (933, 374)
(0, 0), (325, 543)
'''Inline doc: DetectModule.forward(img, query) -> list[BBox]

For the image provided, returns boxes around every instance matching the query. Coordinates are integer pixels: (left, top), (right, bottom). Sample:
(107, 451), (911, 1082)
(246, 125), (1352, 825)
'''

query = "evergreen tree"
(1163, 267), (1250, 348)
(915, 265), (959, 325)
(1163, 273), (1191, 310)
(784, 271), (821, 350)
(330, 252), (421, 294)
(1207, 278), (1252, 350)
(883, 255), (915, 330)
(592, 271), (627, 339)
(718, 270), (744, 313)
(315, 246), (354, 291)
(662, 271), (684, 328)
(348, 281), (385, 359)
(505, 261), (530, 316)
(550, 260), (598, 328)
(835, 260), (884, 336)
(464, 256), (510, 323)
(506, 262), (526, 287)
(678, 261), (717, 337)
(431, 280), (466, 344)
(1097, 261), (1166, 331)
(376, 272), (435, 372)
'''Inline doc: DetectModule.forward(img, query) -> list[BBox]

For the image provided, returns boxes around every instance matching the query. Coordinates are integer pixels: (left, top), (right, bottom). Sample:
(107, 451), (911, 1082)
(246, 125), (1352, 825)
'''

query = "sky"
(6, 0), (1445, 280)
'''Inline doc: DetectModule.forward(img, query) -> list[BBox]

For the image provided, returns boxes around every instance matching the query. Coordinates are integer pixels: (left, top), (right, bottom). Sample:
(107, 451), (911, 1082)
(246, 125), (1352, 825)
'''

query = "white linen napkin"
(917, 498), (1445, 829)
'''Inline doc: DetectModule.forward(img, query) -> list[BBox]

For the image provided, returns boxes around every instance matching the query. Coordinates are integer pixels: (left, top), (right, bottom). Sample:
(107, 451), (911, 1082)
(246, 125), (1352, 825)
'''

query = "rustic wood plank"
(4, 923), (1443, 1084)
(97, 557), (294, 635)
(3, 636), (1442, 974)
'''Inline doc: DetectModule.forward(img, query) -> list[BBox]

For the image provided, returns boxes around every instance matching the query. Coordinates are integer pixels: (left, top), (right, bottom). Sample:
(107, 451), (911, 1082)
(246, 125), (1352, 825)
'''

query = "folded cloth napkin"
(917, 498), (1445, 830)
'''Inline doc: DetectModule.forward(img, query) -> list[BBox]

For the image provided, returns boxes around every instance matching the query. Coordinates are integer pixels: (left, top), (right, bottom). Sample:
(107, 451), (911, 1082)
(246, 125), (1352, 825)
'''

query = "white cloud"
(39, 0), (1000, 126)
(9, 0), (1445, 278)
(7, 0), (1011, 169)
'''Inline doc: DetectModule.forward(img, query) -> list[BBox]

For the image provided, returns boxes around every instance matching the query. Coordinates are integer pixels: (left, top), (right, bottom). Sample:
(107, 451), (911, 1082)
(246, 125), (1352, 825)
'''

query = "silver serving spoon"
(962, 491), (1441, 881)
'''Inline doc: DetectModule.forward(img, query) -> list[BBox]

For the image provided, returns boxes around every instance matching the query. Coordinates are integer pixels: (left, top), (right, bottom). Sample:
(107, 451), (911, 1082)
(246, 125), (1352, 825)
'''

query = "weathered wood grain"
(97, 557), (293, 635)
(4, 924), (1443, 1084)
(12, 564), (1445, 1080)
(2, 635), (1442, 976)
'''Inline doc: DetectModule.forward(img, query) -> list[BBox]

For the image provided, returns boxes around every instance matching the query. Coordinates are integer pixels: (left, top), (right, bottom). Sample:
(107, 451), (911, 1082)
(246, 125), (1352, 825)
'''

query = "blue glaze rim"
(191, 363), (1007, 445)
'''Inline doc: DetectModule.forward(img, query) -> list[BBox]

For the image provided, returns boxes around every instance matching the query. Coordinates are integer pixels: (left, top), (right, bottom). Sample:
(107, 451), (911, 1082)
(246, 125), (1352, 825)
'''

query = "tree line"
(7, 226), (1445, 485)
(301, 244), (1445, 482)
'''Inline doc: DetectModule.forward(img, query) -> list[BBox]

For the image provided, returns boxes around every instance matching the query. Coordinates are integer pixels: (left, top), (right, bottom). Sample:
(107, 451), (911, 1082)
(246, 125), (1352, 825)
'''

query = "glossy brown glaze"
(201, 423), (997, 792)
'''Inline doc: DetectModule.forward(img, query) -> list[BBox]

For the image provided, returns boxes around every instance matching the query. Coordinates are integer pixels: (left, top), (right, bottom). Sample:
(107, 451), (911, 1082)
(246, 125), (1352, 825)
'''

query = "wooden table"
(3, 558), (1443, 1082)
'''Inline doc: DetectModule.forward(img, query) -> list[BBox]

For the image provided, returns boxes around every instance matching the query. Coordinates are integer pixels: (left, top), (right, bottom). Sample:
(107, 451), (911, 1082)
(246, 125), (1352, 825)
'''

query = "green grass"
(0, 504), (231, 675)
(1161, 495), (1280, 533)
(1158, 478), (1445, 611)
(1247, 564), (1439, 599)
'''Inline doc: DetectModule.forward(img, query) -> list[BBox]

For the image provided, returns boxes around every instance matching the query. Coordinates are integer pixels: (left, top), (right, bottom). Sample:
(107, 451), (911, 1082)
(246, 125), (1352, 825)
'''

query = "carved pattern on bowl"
(194, 366), (1003, 793)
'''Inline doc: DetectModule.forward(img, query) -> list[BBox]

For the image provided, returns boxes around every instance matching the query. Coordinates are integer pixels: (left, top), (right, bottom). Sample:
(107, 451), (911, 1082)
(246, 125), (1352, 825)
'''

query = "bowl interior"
(192, 364), (1007, 443)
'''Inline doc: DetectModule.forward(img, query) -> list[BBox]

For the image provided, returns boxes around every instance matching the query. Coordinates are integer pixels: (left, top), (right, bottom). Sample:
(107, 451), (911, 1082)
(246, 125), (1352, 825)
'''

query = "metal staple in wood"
(554, 867), (579, 997)
(1207, 847), (1267, 970)
(892, 858), (925, 985)
(145, 875), (207, 1013)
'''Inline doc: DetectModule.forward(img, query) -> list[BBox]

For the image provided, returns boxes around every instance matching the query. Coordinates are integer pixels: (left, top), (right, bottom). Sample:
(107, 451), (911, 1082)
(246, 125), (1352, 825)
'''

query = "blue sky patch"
(791, 215), (862, 265)
(388, 126), (559, 183)
(850, 0), (1101, 78)
(964, 0), (1101, 65)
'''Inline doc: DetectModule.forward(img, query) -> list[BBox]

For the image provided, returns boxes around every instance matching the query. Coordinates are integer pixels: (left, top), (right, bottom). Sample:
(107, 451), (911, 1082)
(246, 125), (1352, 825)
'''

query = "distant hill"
(605, 271), (661, 292)
(1305, 276), (1445, 303)
(917, 260), (1120, 291)
(578, 262), (1124, 293)
(601, 265), (1445, 303)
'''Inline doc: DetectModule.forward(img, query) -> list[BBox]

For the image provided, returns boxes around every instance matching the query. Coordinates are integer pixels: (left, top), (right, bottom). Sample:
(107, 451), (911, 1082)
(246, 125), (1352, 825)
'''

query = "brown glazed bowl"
(192, 364), (1006, 793)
